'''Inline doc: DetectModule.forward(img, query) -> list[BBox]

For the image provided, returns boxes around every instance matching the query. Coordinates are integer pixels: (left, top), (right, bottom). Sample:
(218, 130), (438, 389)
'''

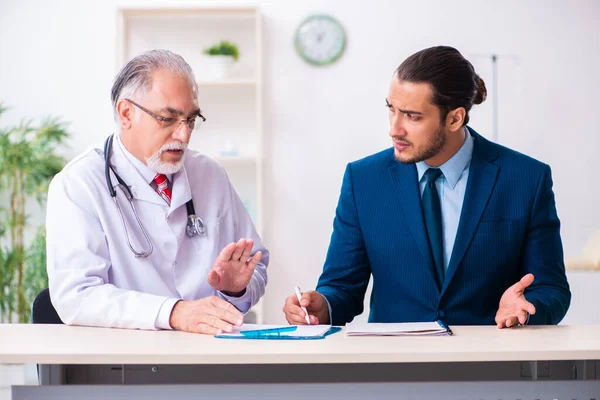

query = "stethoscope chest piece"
(185, 198), (206, 238)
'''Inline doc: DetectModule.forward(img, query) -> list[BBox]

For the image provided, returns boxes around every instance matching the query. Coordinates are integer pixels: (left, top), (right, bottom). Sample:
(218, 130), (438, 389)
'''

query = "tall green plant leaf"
(0, 103), (69, 323)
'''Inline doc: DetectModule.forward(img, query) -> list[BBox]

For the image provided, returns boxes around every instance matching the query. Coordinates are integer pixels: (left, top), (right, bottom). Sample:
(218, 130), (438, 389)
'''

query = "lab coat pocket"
(188, 215), (225, 255)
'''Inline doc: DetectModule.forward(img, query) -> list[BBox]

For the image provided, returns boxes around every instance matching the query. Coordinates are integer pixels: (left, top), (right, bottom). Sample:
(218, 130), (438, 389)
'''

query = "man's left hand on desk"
(208, 238), (263, 294)
(495, 273), (536, 329)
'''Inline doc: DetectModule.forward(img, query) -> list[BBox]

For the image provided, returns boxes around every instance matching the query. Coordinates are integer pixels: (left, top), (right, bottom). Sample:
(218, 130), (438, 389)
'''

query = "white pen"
(294, 285), (312, 325)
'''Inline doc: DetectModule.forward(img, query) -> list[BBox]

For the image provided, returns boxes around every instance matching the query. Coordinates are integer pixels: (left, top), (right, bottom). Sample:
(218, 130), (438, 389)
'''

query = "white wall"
(1, 0), (599, 325)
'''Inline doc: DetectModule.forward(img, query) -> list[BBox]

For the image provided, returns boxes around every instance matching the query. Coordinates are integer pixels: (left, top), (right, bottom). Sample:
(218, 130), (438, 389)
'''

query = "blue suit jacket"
(316, 128), (571, 326)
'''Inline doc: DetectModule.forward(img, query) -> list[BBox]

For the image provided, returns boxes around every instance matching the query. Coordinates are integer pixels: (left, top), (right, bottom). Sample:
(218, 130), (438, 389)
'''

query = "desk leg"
(573, 360), (598, 380)
(38, 365), (65, 385)
(530, 360), (538, 380)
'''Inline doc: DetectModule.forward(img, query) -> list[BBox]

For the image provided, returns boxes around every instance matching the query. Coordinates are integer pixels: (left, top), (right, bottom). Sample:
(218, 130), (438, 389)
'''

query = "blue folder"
(215, 326), (342, 340)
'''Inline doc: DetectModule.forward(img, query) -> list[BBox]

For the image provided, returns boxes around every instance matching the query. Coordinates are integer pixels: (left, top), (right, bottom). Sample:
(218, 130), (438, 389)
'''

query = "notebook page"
(345, 322), (448, 336)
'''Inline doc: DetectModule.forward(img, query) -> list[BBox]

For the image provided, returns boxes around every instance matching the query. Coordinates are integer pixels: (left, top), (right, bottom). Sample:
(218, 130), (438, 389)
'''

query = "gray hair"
(111, 49), (198, 120)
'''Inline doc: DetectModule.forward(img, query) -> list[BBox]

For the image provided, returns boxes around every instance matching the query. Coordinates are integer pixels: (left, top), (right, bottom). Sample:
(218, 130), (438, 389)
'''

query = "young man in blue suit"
(283, 46), (570, 328)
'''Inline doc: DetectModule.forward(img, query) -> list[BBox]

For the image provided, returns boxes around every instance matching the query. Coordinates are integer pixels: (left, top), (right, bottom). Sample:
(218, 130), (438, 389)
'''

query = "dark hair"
(395, 46), (487, 125)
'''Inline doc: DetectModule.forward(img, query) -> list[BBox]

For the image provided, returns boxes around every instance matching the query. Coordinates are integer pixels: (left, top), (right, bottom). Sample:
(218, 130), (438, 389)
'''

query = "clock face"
(294, 14), (346, 66)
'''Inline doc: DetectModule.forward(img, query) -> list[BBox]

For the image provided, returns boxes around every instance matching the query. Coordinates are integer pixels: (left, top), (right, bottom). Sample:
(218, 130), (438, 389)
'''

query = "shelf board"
(197, 79), (256, 87)
(213, 155), (257, 164)
(121, 6), (257, 19)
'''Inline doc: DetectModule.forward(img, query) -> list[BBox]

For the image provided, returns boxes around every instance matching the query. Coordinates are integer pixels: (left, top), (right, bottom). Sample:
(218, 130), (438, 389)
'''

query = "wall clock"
(294, 14), (346, 66)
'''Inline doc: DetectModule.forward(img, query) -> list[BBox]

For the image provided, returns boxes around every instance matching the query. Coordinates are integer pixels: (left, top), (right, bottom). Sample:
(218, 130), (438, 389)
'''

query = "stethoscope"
(103, 134), (206, 258)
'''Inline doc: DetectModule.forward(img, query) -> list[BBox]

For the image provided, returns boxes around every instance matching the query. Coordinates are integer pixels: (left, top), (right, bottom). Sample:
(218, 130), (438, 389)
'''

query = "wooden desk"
(1, 324), (599, 399)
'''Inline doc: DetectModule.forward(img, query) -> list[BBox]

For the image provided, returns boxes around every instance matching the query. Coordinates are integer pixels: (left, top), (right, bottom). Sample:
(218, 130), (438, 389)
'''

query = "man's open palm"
(208, 238), (262, 295)
(495, 273), (536, 328)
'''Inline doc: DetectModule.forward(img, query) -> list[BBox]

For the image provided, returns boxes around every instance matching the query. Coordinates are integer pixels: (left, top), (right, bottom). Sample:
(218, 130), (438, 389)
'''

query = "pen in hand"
(294, 285), (312, 325)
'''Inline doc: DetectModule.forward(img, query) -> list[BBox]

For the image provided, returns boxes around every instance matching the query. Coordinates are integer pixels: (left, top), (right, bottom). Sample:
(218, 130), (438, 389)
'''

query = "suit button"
(436, 310), (446, 319)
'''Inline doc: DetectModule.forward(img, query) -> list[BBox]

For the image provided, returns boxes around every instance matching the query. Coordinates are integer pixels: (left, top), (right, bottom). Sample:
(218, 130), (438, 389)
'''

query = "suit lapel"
(442, 129), (500, 294)
(388, 157), (440, 290)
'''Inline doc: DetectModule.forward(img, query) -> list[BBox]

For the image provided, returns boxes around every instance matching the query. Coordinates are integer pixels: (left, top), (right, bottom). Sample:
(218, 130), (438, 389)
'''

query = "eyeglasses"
(125, 99), (206, 131)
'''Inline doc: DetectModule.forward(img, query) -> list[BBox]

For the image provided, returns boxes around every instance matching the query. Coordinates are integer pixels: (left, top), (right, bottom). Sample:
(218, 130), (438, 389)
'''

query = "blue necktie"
(422, 168), (444, 287)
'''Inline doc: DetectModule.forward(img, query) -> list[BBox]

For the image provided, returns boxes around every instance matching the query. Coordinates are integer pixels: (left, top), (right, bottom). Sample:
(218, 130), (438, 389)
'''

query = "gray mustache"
(160, 142), (188, 152)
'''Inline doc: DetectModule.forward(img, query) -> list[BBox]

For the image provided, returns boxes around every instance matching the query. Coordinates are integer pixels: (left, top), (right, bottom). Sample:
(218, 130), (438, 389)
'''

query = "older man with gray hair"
(46, 49), (268, 334)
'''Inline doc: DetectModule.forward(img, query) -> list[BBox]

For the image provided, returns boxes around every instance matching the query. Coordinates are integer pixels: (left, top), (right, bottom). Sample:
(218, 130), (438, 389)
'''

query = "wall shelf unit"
(116, 4), (265, 324)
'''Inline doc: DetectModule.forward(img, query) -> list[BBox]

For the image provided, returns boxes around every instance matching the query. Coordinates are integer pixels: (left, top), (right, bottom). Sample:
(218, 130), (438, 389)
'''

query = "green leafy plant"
(0, 104), (69, 323)
(203, 40), (240, 61)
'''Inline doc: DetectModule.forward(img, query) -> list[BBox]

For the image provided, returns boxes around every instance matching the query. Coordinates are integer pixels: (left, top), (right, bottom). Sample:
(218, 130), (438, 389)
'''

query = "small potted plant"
(203, 40), (240, 81)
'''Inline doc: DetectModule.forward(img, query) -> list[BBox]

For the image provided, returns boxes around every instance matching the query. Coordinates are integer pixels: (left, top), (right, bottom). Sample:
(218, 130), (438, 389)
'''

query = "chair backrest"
(32, 288), (63, 324)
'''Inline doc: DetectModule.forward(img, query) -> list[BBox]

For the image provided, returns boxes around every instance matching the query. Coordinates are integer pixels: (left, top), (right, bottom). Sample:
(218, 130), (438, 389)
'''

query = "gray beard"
(146, 150), (186, 174)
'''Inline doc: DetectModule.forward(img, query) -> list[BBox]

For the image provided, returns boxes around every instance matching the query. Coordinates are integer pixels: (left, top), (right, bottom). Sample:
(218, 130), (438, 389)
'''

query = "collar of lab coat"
(107, 136), (192, 212)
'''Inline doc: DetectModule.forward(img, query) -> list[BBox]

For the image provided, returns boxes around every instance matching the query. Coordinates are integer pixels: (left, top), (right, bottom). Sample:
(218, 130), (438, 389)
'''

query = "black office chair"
(32, 288), (63, 324)
(32, 288), (64, 384)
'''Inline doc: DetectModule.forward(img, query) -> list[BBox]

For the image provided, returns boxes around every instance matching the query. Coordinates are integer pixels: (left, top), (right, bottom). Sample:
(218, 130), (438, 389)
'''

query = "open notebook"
(215, 324), (339, 340)
(345, 321), (452, 337)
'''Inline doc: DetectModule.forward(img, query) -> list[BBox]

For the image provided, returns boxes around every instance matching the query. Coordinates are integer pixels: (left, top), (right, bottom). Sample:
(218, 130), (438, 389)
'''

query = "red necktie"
(153, 174), (172, 206)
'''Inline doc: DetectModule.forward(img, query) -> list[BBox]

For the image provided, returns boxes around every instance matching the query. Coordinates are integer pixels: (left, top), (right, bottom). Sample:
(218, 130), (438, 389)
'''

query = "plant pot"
(206, 55), (235, 81)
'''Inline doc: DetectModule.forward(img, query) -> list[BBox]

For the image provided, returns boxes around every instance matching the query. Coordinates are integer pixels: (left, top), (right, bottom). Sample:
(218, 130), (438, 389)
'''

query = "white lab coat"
(46, 136), (268, 330)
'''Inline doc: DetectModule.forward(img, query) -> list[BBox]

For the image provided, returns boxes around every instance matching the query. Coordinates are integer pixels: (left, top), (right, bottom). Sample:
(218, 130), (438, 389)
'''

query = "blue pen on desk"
(294, 285), (312, 325)
(241, 326), (297, 337)
(436, 320), (453, 336)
